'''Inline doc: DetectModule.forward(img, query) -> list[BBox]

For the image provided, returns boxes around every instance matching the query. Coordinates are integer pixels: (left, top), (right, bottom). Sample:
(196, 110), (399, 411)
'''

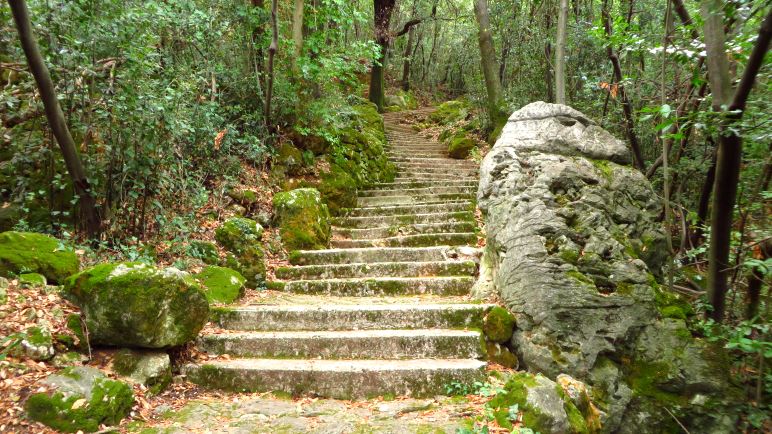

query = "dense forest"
(0, 0), (770, 432)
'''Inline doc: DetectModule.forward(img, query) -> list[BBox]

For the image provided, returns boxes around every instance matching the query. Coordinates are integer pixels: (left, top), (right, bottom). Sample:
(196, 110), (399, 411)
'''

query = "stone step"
(358, 193), (474, 207)
(197, 329), (485, 359)
(340, 202), (473, 217)
(275, 260), (476, 280)
(388, 156), (478, 164)
(332, 211), (475, 228)
(395, 163), (478, 171)
(211, 302), (489, 331)
(332, 221), (476, 239)
(389, 147), (446, 153)
(268, 276), (474, 296)
(183, 358), (488, 398)
(367, 179), (477, 189)
(330, 232), (476, 249)
(387, 152), (448, 158)
(358, 186), (475, 197)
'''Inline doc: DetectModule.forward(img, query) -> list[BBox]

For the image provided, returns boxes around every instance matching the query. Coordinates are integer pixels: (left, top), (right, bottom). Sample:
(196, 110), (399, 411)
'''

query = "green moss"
(187, 241), (219, 265)
(215, 218), (264, 254)
(556, 385), (591, 434)
(626, 361), (688, 406)
(654, 285), (693, 319)
(66, 313), (87, 350)
(273, 188), (331, 251)
(483, 306), (516, 343)
(589, 159), (614, 182)
(195, 266), (246, 304)
(487, 373), (542, 430)
(566, 270), (596, 288)
(0, 231), (79, 284)
(318, 165), (358, 215)
(429, 99), (469, 125)
(275, 142), (304, 175)
(448, 134), (476, 159)
(19, 272), (47, 287)
(25, 368), (134, 433)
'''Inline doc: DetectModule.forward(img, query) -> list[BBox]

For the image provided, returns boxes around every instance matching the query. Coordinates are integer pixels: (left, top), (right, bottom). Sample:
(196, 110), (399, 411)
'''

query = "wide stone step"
(358, 193), (474, 207)
(333, 221), (475, 239)
(340, 202), (473, 217)
(332, 211), (475, 228)
(389, 156), (478, 164)
(268, 276), (474, 296)
(388, 152), (448, 158)
(197, 329), (485, 359)
(275, 260), (476, 280)
(370, 180), (477, 189)
(183, 358), (488, 398)
(289, 246), (471, 266)
(395, 163), (478, 172)
(211, 302), (489, 331)
(330, 232), (476, 249)
(358, 186), (476, 197)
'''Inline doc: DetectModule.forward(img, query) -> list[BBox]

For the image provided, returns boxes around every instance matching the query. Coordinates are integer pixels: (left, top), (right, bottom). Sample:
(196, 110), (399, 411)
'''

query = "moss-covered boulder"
(224, 246), (266, 289)
(0, 231), (79, 284)
(273, 188), (331, 251)
(318, 165), (358, 214)
(429, 99), (469, 125)
(62, 263), (209, 348)
(483, 306), (516, 343)
(215, 218), (264, 254)
(25, 366), (134, 433)
(487, 372), (593, 433)
(112, 349), (172, 396)
(448, 134), (476, 159)
(187, 240), (220, 265)
(19, 272), (47, 288)
(275, 142), (304, 176)
(196, 266), (246, 304)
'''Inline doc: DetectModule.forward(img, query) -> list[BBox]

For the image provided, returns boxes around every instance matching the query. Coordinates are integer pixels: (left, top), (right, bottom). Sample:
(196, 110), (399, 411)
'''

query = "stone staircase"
(183, 111), (491, 399)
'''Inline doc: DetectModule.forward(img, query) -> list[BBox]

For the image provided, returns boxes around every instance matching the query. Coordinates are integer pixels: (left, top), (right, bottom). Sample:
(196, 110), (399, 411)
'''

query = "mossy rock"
(62, 263), (209, 348)
(25, 366), (134, 433)
(429, 99), (469, 125)
(275, 142), (304, 175)
(0, 231), (79, 284)
(0, 204), (22, 232)
(318, 165), (358, 215)
(112, 349), (172, 396)
(224, 245), (266, 289)
(19, 272), (47, 288)
(215, 218), (264, 254)
(196, 266), (246, 304)
(66, 313), (87, 351)
(272, 188), (331, 251)
(20, 325), (55, 361)
(486, 342), (519, 368)
(448, 134), (476, 159)
(187, 240), (220, 265)
(483, 306), (516, 343)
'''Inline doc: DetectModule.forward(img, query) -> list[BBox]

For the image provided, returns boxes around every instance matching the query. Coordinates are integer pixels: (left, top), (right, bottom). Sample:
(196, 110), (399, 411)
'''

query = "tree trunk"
(400, 24), (416, 91)
(292, 0), (304, 71)
(703, 5), (772, 322)
(473, 0), (507, 129)
(368, 0), (396, 112)
(8, 0), (101, 237)
(555, 0), (569, 104)
(265, 0), (278, 126)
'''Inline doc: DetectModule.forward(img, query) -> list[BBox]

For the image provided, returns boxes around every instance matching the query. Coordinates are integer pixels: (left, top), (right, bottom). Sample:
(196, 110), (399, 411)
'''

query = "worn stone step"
(333, 211), (475, 228)
(388, 152), (447, 158)
(395, 164), (479, 172)
(268, 276), (474, 296)
(332, 221), (476, 239)
(275, 260), (476, 280)
(389, 156), (478, 164)
(369, 179), (477, 189)
(396, 168), (477, 177)
(183, 358), (488, 398)
(211, 302), (489, 331)
(358, 186), (476, 197)
(330, 232), (477, 249)
(358, 193), (474, 207)
(197, 329), (485, 360)
(341, 202), (473, 217)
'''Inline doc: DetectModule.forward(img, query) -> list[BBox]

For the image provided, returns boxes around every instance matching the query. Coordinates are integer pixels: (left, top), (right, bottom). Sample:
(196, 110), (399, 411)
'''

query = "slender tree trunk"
(401, 25), (416, 91)
(555, 0), (569, 104)
(292, 0), (304, 70)
(265, 0), (278, 126)
(703, 6), (772, 322)
(369, 0), (396, 112)
(545, 43), (554, 102)
(473, 0), (507, 129)
(8, 0), (100, 237)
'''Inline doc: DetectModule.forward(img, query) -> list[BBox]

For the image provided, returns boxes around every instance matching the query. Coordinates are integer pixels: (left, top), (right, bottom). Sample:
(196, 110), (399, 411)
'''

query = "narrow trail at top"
(182, 109), (492, 399)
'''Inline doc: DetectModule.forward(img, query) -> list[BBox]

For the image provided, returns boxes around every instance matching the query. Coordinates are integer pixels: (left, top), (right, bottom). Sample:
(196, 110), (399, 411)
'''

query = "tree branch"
(395, 18), (423, 37)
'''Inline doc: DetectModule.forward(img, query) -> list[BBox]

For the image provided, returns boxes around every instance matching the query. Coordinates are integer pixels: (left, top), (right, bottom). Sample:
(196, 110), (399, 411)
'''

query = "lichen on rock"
(273, 188), (331, 251)
(62, 262), (209, 348)
(477, 101), (734, 431)
(24, 366), (134, 433)
(0, 231), (79, 284)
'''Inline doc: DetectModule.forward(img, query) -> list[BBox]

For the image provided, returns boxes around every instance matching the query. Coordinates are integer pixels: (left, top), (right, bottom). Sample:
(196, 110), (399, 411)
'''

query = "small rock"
(52, 351), (88, 368)
(483, 306), (516, 343)
(195, 265), (246, 304)
(375, 399), (433, 417)
(21, 325), (55, 361)
(24, 366), (134, 433)
(112, 349), (172, 395)
(19, 272), (47, 288)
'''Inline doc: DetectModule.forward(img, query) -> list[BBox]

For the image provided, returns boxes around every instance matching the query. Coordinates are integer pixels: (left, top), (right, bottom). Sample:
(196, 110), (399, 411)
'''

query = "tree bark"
(368, 0), (397, 112)
(292, 0), (304, 69)
(8, 0), (101, 237)
(265, 0), (278, 126)
(473, 0), (507, 129)
(704, 6), (772, 322)
(555, 0), (569, 104)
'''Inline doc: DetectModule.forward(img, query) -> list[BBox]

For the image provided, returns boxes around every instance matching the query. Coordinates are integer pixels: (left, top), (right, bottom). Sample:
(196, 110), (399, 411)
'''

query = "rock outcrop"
(477, 102), (733, 432)
(0, 231), (79, 283)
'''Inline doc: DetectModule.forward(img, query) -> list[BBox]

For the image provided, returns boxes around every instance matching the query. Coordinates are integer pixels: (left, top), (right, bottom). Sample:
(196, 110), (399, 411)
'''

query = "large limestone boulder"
(0, 231), (79, 283)
(63, 262), (209, 348)
(478, 102), (733, 432)
(24, 366), (134, 433)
